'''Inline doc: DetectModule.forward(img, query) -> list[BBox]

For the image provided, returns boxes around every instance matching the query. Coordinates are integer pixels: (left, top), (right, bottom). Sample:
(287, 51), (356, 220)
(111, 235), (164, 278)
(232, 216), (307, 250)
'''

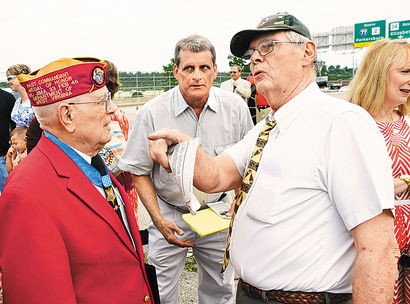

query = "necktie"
(91, 154), (122, 220)
(222, 119), (277, 271)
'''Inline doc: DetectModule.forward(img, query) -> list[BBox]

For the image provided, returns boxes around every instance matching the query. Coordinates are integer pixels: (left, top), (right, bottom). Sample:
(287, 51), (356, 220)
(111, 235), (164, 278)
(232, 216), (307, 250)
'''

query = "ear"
(173, 64), (179, 81)
(302, 41), (317, 66)
(213, 63), (218, 79)
(57, 104), (75, 133)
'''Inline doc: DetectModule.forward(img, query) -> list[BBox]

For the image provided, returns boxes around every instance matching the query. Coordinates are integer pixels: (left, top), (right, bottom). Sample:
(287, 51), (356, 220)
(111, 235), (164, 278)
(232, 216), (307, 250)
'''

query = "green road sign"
(389, 20), (410, 40)
(354, 20), (386, 48)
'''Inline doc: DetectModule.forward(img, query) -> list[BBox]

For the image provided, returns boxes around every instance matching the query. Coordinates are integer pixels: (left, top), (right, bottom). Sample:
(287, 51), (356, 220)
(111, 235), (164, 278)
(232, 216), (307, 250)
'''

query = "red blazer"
(0, 135), (153, 303)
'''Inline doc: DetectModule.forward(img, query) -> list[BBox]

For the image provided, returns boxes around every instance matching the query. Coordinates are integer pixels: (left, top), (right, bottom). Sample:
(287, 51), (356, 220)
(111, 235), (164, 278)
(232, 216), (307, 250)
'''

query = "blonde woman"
(348, 38), (410, 303)
(6, 64), (34, 127)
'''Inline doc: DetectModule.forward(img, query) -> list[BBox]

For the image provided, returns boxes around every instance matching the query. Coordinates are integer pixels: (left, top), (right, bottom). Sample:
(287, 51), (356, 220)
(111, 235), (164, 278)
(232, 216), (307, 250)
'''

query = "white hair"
(34, 94), (80, 130)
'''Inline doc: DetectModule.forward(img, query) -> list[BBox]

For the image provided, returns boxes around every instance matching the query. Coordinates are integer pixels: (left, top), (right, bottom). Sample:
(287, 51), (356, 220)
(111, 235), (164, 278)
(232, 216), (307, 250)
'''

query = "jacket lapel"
(38, 136), (139, 259)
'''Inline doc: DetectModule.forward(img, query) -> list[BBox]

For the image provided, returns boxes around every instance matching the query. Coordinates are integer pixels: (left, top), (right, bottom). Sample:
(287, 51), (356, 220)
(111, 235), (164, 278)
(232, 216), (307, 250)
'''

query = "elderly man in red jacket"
(0, 57), (154, 304)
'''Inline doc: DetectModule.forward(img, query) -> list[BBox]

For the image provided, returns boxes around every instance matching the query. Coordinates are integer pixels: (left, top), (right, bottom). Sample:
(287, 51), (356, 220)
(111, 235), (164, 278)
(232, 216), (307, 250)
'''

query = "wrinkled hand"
(148, 129), (192, 173)
(149, 139), (171, 172)
(225, 202), (236, 218)
(156, 218), (194, 248)
(395, 177), (409, 195)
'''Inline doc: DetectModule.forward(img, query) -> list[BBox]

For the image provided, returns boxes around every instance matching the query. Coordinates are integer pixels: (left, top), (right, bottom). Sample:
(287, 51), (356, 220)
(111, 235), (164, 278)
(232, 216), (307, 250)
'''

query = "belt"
(158, 195), (208, 213)
(158, 193), (227, 213)
(239, 279), (352, 304)
(257, 106), (270, 109)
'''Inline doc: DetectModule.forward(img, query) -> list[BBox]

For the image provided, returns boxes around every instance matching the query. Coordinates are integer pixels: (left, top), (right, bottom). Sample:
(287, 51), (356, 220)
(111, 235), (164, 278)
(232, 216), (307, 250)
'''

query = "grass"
(184, 255), (198, 272)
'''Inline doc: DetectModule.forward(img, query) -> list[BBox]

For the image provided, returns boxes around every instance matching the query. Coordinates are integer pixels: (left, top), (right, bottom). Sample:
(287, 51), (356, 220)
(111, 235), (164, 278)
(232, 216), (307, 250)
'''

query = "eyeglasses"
(68, 92), (112, 112)
(241, 40), (304, 65)
(6, 75), (17, 81)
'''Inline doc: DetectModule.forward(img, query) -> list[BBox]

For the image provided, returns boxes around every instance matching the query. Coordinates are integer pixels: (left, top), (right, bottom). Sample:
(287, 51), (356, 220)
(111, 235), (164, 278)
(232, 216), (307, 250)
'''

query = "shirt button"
(144, 295), (151, 302)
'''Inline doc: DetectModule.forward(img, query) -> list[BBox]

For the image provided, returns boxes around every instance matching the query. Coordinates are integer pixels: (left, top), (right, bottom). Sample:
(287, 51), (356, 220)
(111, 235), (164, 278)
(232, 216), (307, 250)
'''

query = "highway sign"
(389, 20), (410, 40)
(354, 20), (386, 48)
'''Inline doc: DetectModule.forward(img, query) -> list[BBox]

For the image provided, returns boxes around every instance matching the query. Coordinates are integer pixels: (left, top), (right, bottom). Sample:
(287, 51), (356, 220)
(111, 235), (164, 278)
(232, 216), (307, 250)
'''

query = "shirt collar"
(272, 82), (319, 134)
(44, 130), (103, 186)
(174, 86), (218, 117)
(75, 148), (91, 164)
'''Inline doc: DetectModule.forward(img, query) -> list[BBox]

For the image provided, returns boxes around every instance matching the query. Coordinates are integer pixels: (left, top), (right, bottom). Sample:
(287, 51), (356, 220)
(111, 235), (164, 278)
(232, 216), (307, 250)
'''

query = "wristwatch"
(400, 175), (410, 190)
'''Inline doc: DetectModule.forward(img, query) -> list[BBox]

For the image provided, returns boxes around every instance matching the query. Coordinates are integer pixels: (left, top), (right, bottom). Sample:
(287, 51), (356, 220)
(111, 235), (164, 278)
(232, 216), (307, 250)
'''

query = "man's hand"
(156, 218), (194, 248)
(149, 139), (171, 172)
(148, 128), (192, 172)
(226, 202), (235, 217)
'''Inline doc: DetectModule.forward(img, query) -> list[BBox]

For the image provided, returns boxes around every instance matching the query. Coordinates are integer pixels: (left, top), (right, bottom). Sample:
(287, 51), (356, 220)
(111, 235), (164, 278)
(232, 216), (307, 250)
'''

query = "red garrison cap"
(18, 57), (106, 106)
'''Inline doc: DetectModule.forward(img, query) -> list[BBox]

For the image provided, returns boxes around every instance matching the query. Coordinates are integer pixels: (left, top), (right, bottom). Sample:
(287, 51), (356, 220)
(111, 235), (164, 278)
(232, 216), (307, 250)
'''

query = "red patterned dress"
(110, 108), (139, 216)
(377, 115), (410, 304)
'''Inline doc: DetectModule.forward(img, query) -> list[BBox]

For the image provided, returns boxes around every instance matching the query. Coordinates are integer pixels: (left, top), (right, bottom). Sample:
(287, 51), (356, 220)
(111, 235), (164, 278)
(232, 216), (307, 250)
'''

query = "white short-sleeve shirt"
(226, 83), (394, 293)
(119, 86), (254, 210)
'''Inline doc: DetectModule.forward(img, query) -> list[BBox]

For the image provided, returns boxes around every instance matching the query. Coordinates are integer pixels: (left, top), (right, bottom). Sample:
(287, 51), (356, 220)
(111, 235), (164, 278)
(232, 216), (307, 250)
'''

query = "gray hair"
(33, 94), (80, 130)
(231, 64), (242, 72)
(33, 101), (62, 130)
(285, 31), (311, 43)
(285, 31), (317, 72)
(174, 34), (216, 66)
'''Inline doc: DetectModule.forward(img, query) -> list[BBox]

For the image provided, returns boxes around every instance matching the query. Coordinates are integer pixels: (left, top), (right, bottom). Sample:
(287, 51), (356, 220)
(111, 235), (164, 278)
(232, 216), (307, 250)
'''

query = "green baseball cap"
(230, 12), (312, 57)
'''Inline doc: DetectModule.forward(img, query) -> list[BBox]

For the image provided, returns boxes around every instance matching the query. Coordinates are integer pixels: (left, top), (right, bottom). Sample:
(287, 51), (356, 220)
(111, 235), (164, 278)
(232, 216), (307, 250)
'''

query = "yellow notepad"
(182, 208), (231, 237)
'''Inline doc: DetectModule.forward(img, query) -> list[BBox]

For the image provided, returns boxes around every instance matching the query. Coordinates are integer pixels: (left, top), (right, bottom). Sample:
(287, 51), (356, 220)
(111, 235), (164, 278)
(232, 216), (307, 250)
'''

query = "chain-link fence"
(114, 73), (232, 103)
(0, 72), (233, 106)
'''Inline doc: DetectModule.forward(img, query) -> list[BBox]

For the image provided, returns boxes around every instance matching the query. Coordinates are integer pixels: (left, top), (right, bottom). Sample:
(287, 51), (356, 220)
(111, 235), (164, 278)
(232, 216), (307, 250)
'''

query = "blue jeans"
(0, 157), (8, 192)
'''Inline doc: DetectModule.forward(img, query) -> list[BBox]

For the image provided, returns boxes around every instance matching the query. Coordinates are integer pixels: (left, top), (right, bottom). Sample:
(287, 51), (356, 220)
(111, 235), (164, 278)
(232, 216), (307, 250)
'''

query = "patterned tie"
(91, 154), (122, 220)
(222, 119), (277, 271)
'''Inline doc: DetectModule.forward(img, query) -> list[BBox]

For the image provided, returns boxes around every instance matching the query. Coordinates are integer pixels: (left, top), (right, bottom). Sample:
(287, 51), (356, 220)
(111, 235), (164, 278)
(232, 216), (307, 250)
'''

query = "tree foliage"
(319, 64), (354, 81)
(227, 55), (251, 75)
(162, 57), (175, 74)
(162, 57), (178, 87)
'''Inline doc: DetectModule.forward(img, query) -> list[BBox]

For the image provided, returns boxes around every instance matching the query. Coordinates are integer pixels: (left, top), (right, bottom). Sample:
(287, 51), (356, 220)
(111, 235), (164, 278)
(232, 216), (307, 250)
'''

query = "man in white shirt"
(119, 35), (253, 304)
(147, 12), (399, 304)
(220, 65), (251, 102)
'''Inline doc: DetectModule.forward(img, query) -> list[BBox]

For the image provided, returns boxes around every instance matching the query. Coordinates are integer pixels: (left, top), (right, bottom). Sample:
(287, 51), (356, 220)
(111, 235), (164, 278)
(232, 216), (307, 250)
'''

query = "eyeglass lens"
(241, 41), (275, 63)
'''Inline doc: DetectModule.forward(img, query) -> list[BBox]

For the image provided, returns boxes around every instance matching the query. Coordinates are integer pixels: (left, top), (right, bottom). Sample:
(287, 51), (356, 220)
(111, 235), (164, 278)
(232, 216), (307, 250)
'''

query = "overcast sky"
(1, 0), (408, 77)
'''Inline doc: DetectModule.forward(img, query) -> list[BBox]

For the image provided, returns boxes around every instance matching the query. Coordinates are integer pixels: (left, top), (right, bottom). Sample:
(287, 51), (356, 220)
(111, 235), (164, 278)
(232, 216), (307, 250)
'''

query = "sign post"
(389, 20), (410, 40)
(354, 20), (386, 48)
